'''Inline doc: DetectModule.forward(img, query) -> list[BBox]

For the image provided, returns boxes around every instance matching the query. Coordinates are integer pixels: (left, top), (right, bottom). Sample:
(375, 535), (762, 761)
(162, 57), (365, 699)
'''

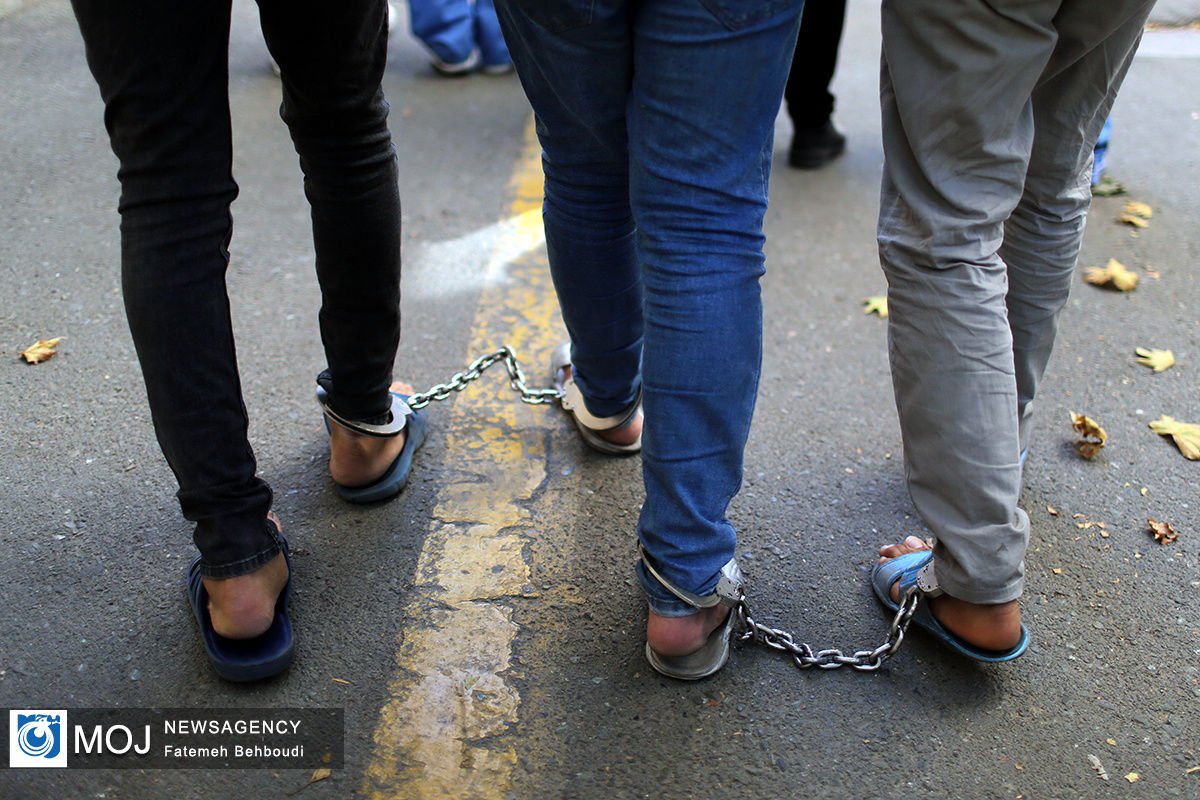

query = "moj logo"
(9, 710), (68, 768)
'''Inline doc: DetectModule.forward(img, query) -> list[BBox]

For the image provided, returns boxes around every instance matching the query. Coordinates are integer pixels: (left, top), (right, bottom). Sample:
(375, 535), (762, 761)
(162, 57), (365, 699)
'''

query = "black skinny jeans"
(70, 0), (402, 578)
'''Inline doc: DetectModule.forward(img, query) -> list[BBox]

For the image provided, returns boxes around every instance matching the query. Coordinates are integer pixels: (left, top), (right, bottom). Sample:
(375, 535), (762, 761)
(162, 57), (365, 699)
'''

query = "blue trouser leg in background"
(475, 0), (512, 69)
(408, 0), (476, 65)
(495, 0), (802, 615)
(1091, 116), (1112, 185)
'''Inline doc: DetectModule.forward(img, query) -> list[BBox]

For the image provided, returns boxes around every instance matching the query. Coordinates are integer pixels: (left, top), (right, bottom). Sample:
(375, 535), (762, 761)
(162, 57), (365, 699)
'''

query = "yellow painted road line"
(362, 117), (563, 800)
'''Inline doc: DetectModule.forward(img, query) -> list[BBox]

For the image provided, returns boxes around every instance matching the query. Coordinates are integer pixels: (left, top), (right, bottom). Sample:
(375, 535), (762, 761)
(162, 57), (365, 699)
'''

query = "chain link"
(406, 345), (922, 673)
(734, 586), (921, 671)
(406, 345), (562, 410)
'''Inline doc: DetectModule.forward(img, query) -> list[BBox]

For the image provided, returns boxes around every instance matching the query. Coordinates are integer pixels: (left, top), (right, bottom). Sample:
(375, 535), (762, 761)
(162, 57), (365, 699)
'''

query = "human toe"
(878, 535), (930, 563)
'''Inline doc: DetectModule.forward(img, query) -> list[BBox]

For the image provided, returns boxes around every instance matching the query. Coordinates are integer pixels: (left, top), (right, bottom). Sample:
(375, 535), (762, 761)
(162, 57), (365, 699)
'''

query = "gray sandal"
(639, 542), (744, 680)
(550, 343), (642, 456)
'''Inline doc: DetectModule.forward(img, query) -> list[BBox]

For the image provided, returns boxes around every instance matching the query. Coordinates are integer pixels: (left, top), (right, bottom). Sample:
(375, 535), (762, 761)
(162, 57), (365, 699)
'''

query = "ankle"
(204, 552), (289, 639)
(328, 421), (406, 487)
(930, 596), (1022, 651)
(597, 408), (642, 446)
(646, 606), (729, 657)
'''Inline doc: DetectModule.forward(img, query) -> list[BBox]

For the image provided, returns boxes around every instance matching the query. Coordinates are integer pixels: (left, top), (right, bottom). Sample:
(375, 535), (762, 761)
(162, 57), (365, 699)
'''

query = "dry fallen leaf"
(1047, 505), (1059, 515)
(1087, 754), (1110, 780)
(1091, 176), (1126, 197)
(1148, 415), (1200, 460)
(1083, 258), (1138, 291)
(863, 296), (888, 318)
(309, 768), (331, 784)
(1123, 200), (1153, 219)
(1135, 347), (1175, 373)
(1119, 213), (1149, 228)
(1148, 519), (1177, 545)
(1125, 772), (1140, 783)
(1071, 411), (1108, 459)
(21, 337), (62, 364)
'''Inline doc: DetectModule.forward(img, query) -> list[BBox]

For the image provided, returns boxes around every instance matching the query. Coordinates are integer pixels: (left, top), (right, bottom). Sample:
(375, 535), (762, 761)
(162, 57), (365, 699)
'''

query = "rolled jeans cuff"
(195, 515), (284, 580)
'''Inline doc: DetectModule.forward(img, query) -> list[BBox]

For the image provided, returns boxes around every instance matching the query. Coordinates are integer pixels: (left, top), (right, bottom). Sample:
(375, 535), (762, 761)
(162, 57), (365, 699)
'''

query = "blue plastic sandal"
(871, 550), (1028, 663)
(187, 537), (294, 682)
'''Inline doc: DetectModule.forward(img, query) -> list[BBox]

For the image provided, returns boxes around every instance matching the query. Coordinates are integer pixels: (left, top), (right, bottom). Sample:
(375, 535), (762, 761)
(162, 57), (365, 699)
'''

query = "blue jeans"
(409, 0), (512, 68)
(70, 0), (401, 578)
(494, 0), (802, 615)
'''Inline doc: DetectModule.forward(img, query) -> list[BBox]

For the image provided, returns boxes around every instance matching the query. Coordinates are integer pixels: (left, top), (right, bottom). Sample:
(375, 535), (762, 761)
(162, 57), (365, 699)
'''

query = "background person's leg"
(784, 0), (847, 167)
(474, 0), (513, 72)
(407, 0), (478, 71)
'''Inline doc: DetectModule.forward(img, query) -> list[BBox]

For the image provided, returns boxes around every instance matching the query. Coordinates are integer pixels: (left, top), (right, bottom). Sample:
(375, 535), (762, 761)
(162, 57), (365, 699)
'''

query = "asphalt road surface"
(2, 1), (1198, 798)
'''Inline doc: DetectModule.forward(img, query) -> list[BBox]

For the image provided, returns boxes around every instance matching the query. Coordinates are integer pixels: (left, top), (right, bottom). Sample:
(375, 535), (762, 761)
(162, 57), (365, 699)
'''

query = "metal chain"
(406, 344), (924, 673)
(734, 587), (922, 671)
(406, 345), (562, 410)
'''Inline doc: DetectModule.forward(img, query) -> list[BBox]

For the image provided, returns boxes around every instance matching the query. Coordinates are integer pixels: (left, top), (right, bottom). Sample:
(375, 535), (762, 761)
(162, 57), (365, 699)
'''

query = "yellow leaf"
(21, 337), (62, 364)
(1091, 176), (1126, 196)
(1123, 200), (1153, 219)
(1106, 738), (1117, 746)
(1070, 411), (1107, 459)
(1118, 213), (1149, 228)
(1148, 519), (1178, 545)
(1083, 259), (1138, 291)
(1047, 505), (1059, 515)
(309, 768), (331, 784)
(863, 296), (888, 318)
(1135, 347), (1174, 372)
(1125, 772), (1140, 783)
(1148, 415), (1200, 460)
(1052, 568), (1063, 574)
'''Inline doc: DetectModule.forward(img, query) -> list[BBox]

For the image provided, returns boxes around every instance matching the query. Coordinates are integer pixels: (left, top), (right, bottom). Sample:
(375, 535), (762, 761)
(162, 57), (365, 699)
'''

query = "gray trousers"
(878, 0), (1155, 604)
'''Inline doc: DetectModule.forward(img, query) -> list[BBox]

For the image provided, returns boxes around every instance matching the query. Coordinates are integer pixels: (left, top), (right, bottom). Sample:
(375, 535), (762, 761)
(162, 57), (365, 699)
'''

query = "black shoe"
(788, 121), (846, 169)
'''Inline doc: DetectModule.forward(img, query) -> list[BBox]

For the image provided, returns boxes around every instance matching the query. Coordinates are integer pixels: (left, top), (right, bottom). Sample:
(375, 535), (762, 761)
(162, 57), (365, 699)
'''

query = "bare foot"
(204, 513), (290, 640)
(879, 536), (1023, 651)
(559, 365), (643, 446)
(328, 381), (412, 487)
(646, 605), (729, 657)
